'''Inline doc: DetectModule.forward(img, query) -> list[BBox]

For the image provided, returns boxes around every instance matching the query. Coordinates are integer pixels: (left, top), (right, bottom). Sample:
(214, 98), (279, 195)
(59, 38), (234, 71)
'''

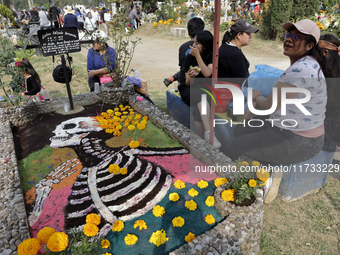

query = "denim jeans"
(219, 115), (324, 164)
(130, 18), (135, 30)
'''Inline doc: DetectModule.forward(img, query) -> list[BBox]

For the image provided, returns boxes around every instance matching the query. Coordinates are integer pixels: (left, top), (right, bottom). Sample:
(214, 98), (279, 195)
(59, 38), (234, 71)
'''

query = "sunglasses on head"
(284, 33), (304, 41)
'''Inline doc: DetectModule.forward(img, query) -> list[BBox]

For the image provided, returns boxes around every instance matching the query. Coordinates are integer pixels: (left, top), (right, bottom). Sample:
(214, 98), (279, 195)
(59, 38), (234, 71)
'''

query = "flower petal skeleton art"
(29, 117), (187, 236)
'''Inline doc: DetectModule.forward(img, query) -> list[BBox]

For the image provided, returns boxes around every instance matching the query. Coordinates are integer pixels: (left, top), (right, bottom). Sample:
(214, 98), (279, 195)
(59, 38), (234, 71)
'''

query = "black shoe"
(163, 78), (171, 87)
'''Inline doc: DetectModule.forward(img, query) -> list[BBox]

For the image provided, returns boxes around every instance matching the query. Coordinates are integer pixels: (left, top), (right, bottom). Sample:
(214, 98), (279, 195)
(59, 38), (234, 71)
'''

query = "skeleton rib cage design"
(29, 117), (187, 236)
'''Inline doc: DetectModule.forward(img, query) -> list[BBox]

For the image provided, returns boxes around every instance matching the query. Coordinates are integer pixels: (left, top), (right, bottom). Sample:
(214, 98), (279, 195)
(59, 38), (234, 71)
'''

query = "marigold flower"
(86, 213), (101, 226)
(18, 238), (40, 255)
(115, 112), (122, 116)
(174, 179), (185, 189)
(205, 214), (215, 224)
(248, 179), (257, 187)
(116, 124), (122, 130)
(133, 220), (147, 230)
(102, 253), (112, 255)
(132, 120), (139, 125)
(83, 223), (99, 237)
(129, 140), (140, 148)
(197, 180), (208, 189)
(141, 120), (147, 125)
(214, 178), (228, 187)
(205, 196), (215, 207)
(221, 189), (236, 202)
(128, 125), (135, 131)
(125, 234), (138, 245)
(185, 200), (197, 211)
(172, 216), (185, 227)
(46, 232), (69, 252)
(112, 220), (125, 232)
(101, 239), (110, 248)
(137, 123), (146, 130)
(169, 192), (180, 202)
(37, 227), (56, 244)
(149, 229), (169, 247)
(109, 164), (120, 174)
(123, 111), (128, 114)
(113, 116), (120, 122)
(143, 116), (148, 121)
(101, 112), (108, 118)
(153, 205), (165, 217)
(119, 104), (124, 108)
(120, 167), (128, 175)
(113, 130), (121, 136)
(185, 232), (196, 242)
(114, 108), (119, 111)
(134, 114), (142, 120)
(257, 168), (270, 181)
(188, 188), (199, 197)
(241, 161), (249, 166)
(252, 161), (260, 167)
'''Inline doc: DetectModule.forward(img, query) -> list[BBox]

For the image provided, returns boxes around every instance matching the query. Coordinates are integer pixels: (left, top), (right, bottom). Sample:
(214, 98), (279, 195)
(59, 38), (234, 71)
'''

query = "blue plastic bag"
(245, 64), (285, 97)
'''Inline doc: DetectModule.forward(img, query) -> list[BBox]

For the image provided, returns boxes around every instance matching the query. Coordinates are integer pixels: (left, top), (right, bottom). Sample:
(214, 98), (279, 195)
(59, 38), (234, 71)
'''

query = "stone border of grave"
(0, 84), (263, 254)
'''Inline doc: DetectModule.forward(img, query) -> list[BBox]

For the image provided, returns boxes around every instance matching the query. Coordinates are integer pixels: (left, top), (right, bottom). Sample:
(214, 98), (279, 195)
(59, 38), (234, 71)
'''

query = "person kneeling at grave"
(87, 30), (115, 92)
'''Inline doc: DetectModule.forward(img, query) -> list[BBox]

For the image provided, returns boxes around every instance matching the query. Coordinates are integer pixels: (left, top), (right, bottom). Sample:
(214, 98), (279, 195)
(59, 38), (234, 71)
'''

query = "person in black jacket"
(218, 19), (258, 84)
(19, 58), (41, 96)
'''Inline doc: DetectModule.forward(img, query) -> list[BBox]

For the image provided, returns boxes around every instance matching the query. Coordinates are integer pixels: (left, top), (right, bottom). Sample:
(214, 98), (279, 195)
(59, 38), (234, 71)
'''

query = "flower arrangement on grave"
(221, 161), (269, 205)
(17, 213), (111, 255)
(220, 21), (234, 31)
(95, 105), (148, 148)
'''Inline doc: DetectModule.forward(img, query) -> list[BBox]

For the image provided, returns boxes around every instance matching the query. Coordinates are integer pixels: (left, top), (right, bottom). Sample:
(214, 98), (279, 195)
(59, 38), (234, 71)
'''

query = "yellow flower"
(143, 116), (148, 121)
(101, 112), (108, 118)
(125, 234), (138, 245)
(129, 140), (140, 148)
(114, 108), (119, 111)
(149, 230), (169, 247)
(123, 111), (128, 114)
(188, 188), (199, 197)
(113, 116), (120, 122)
(37, 227), (56, 244)
(128, 125), (135, 131)
(141, 120), (147, 125)
(134, 114), (142, 120)
(102, 253), (112, 255)
(221, 189), (236, 202)
(116, 124), (122, 130)
(257, 168), (270, 181)
(133, 220), (147, 230)
(46, 232), (69, 252)
(205, 214), (215, 224)
(113, 130), (121, 136)
(107, 109), (114, 115)
(153, 205), (165, 217)
(115, 112), (122, 116)
(214, 178), (228, 187)
(120, 167), (128, 175)
(185, 232), (196, 242)
(169, 192), (180, 202)
(174, 179), (186, 189)
(240, 161), (249, 166)
(132, 120), (139, 125)
(248, 179), (257, 187)
(86, 213), (101, 226)
(172, 216), (185, 227)
(119, 104), (124, 108)
(252, 161), (260, 167)
(185, 200), (197, 211)
(18, 238), (40, 255)
(205, 196), (215, 207)
(109, 164), (120, 174)
(197, 180), (208, 189)
(260, 179), (267, 186)
(83, 223), (99, 237)
(137, 123), (146, 130)
(112, 220), (124, 232)
(101, 239), (110, 248)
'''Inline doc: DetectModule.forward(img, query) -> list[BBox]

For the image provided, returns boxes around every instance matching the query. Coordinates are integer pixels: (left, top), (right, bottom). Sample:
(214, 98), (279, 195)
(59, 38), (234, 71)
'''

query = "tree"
(260, 0), (319, 40)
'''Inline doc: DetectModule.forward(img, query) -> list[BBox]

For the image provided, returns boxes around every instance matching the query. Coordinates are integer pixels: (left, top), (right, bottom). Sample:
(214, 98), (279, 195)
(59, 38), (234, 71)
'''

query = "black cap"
(231, 19), (259, 33)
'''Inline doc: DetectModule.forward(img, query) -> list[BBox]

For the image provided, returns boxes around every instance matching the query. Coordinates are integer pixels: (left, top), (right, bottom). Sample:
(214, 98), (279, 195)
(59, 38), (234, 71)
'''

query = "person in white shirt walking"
(103, 9), (112, 35)
(84, 12), (97, 33)
(39, 6), (51, 29)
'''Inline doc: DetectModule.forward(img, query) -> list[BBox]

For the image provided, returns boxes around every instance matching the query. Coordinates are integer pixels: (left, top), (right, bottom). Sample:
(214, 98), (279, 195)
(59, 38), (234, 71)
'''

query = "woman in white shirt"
(103, 9), (111, 35)
(84, 12), (97, 33)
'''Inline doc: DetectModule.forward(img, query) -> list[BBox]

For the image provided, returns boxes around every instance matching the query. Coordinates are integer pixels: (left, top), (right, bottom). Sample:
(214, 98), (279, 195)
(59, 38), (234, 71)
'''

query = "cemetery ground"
(4, 23), (340, 254)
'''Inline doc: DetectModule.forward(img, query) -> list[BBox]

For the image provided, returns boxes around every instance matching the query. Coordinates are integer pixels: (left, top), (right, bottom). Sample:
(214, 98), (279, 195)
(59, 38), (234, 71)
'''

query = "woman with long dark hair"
(19, 58), (41, 96)
(318, 34), (340, 154)
(178, 30), (221, 148)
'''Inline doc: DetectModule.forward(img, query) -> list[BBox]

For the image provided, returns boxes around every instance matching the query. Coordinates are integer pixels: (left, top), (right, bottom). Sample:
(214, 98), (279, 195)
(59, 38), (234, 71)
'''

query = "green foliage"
(0, 4), (15, 24)
(260, 0), (319, 40)
(0, 37), (25, 106)
(220, 21), (231, 31)
(155, 4), (178, 21)
(108, 9), (141, 86)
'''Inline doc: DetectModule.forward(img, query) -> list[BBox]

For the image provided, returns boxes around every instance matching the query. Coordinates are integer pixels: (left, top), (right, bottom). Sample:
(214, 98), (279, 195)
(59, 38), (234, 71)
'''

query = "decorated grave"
(0, 84), (264, 254)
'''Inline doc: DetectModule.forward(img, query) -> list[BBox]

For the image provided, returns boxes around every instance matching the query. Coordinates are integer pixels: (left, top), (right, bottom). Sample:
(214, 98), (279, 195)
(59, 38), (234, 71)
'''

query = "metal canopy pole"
(61, 54), (74, 110)
(209, 0), (221, 145)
